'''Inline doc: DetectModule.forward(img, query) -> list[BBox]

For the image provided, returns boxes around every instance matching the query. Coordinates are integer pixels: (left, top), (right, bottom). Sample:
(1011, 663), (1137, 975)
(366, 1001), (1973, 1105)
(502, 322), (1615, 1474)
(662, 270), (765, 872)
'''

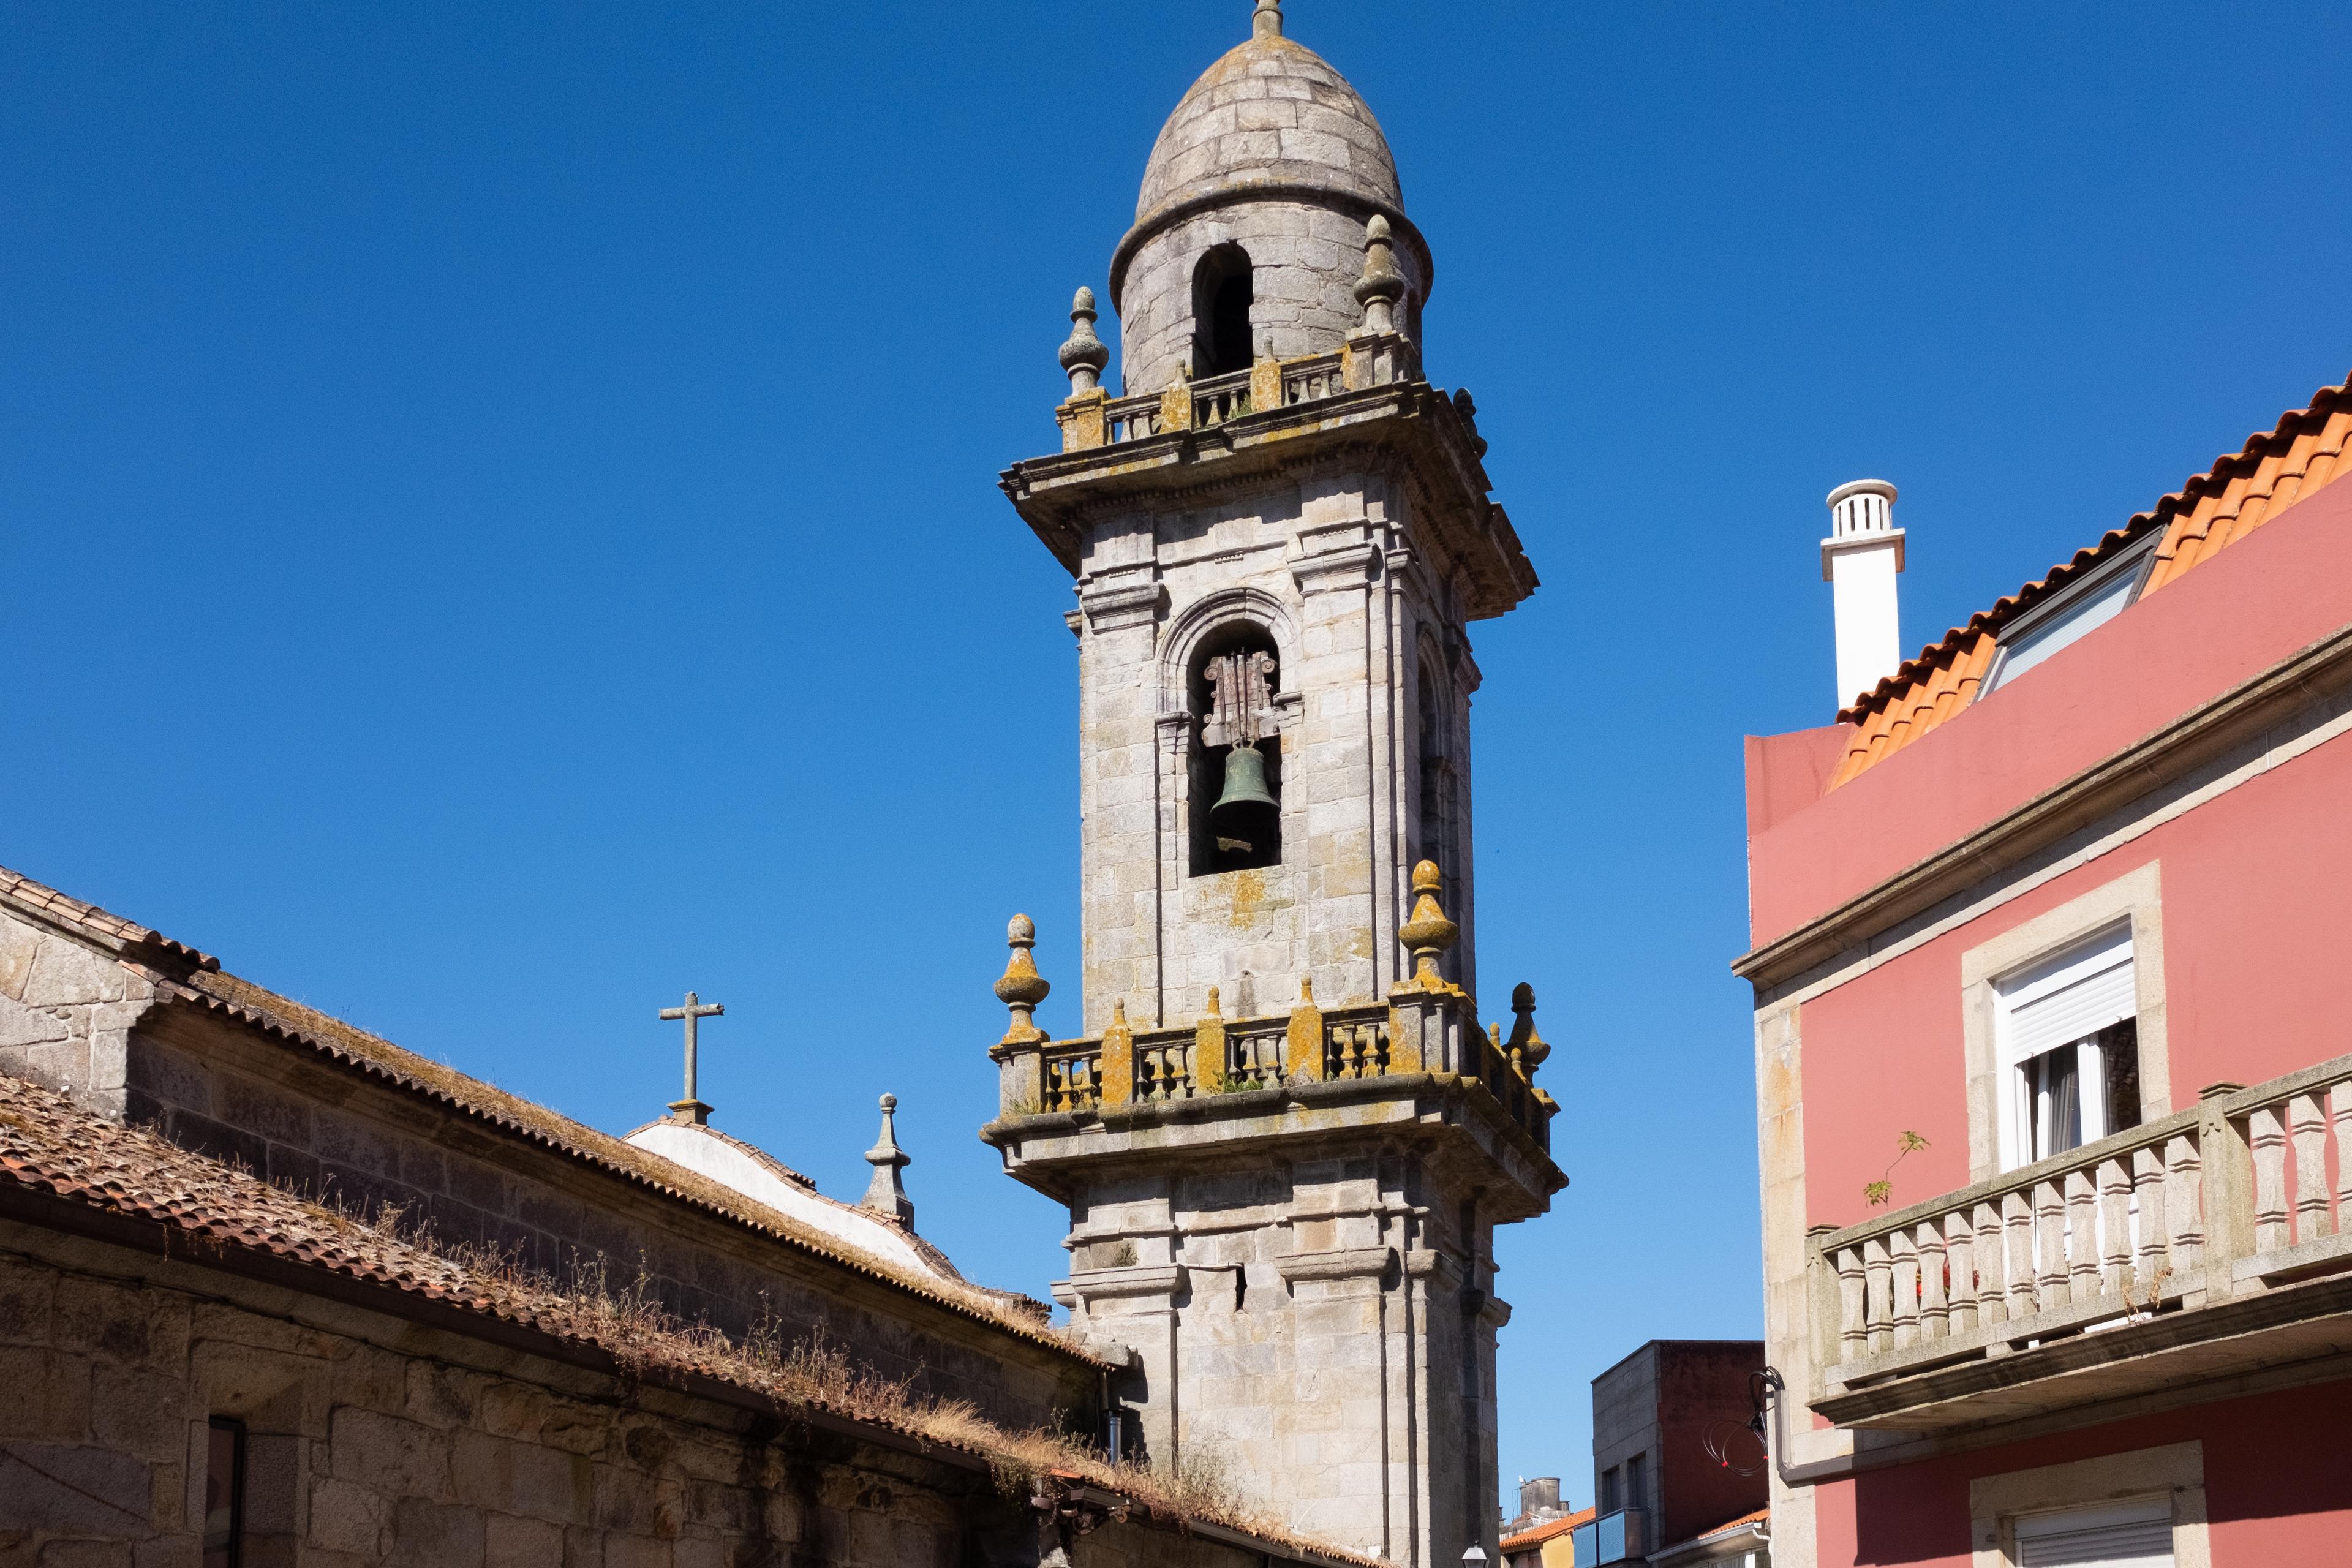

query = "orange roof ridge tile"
(1828, 374), (2352, 788)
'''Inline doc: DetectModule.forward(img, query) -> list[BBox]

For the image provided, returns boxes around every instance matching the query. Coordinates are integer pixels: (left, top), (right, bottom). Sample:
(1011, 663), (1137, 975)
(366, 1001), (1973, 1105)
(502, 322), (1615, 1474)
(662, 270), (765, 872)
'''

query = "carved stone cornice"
(1276, 1246), (1395, 1283)
(1001, 381), (1536, 623)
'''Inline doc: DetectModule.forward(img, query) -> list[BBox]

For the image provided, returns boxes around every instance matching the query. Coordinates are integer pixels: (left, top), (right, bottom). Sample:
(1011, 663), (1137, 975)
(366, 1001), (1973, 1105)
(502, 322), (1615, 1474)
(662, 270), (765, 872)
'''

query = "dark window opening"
(2102, 1019), (2143, 1141)
(1188, 626), (1283, 876)
(1192, 244), (1256, 377)
(1600, 1465), (1621, 1514)
(1417, 658), (1455, 875)
(205, 1418), (246, 1568)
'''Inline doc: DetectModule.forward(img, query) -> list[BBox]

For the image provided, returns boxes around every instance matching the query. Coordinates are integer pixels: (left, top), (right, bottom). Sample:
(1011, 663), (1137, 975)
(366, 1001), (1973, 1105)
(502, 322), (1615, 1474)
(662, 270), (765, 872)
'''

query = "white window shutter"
(2000, 925), (2135, 1064)
(2014, 1498), (2174, 1567)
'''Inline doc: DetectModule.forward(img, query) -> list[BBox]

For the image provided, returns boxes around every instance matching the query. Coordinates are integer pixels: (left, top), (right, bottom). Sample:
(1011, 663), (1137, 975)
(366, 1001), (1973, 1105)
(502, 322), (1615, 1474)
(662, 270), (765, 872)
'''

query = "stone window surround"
(1967, 1439), (2210, 1568)
(1960, 860), (2171, 1185)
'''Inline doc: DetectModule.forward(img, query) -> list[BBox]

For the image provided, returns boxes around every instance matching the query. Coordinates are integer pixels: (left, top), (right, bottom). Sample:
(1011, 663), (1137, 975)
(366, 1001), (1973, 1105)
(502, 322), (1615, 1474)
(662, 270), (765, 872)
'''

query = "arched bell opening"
(1191, 243), (1256, 378)
(1188, 624), (1283, 876)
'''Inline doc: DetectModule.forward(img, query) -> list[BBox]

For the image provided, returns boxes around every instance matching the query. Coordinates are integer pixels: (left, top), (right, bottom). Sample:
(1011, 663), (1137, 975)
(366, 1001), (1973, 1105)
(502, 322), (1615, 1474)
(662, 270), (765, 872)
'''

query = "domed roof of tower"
(1133, 4), (1403, 232)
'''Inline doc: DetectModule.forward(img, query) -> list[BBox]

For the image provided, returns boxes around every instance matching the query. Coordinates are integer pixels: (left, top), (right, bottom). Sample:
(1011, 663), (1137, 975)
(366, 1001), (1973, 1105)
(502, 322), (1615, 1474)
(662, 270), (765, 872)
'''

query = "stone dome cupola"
(1109, 0), (1433, 396)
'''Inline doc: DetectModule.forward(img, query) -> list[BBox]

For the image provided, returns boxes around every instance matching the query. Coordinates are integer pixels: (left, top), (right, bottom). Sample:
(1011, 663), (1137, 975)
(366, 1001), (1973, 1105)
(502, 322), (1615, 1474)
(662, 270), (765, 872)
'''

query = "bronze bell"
(1210, 742), (1279, 850)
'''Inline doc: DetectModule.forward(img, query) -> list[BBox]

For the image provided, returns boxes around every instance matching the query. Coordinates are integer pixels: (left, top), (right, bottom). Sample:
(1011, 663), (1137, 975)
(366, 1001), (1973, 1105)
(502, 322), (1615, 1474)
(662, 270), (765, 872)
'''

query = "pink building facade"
(1740, 379), (2352, 1567)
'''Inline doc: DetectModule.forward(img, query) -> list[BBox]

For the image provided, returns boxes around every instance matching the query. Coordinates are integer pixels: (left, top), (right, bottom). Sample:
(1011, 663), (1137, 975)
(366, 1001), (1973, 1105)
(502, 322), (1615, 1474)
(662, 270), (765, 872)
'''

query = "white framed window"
(1995, 922), (2143, 1170)
(2013, 1496), (2174, 1567)
(1980, 534), (2159, 697)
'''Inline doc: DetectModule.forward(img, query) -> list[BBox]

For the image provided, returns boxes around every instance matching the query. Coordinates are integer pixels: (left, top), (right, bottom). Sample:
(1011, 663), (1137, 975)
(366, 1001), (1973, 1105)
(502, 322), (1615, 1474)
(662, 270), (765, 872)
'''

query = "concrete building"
(1590, 1341), (1767, 1565)
(986, 2), (1564, 1564)
(1741, 372), (2352, 1565)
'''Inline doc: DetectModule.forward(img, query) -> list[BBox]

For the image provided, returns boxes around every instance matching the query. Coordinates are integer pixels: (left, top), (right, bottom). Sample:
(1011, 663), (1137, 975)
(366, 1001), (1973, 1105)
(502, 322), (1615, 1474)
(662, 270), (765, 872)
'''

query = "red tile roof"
(0, 860), (1079, 1357)
(1830, 376), (2352, 786)
(1502, 1506), (1595, 1552)
(1698, 1507), (1769, 1539)
(0, 1071), (1374, 1568)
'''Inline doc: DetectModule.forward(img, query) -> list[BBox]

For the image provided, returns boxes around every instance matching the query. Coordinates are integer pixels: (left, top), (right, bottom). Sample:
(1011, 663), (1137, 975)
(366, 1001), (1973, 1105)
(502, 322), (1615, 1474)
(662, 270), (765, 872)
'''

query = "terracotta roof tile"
(1698, 1507), (1769, 1538)
(1501, 1506), (1594, 1551)
(1830, 376), (2352, 788)
(0, 1073), (1370, 1568)
(0, 861), (1079, 1359)
(0, 865), (216, 974)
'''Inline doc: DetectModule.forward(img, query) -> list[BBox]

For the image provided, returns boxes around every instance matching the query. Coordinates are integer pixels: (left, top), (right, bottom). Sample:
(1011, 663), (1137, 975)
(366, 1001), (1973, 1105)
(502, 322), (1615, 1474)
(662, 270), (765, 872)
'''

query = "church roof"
(1135, 30), (1403, 231)
(0, 861), (1078, 1358)
(0, 1071), (1376, 1568)
(1829, 373), (2352, 787)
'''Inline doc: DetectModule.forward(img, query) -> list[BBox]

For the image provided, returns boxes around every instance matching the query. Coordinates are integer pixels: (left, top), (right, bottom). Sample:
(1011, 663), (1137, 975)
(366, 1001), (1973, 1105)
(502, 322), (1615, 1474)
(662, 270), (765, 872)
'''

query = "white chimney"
(1822, 478), (1905, 709)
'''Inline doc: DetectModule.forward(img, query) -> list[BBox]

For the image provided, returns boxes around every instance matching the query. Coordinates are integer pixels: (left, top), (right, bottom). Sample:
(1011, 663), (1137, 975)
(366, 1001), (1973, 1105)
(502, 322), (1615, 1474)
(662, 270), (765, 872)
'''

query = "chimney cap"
(1826, 477), (1898, 509)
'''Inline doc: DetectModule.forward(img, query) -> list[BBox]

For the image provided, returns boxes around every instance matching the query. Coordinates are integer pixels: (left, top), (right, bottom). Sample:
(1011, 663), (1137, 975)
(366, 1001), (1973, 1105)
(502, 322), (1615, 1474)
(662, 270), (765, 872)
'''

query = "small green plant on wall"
(1864, 1130), (1931, 1208)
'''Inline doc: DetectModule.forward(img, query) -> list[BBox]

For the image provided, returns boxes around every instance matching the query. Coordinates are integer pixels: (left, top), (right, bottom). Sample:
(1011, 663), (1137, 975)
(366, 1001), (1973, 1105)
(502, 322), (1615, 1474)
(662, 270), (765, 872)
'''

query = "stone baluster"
(1194, 988), (1228, 1095)
(1943, 1210), (1977, 1333)
(2334, 1082), (2352, 1234)
(1889, 1230), (1920, 1349)
(1835, 1247), (1867, 1359)
(2034, 1179), (2070, 1311)
(1100, 1000), (1135, 1108)
(1286, 979), (1325, 1085)
(2132, 1146), (2171, 1294)
(1863, 1236), (1892, 1354)
(2003, 1190), (2038, 1320)
(1972, 1201), (2007, 1326)
(2065, 1169), (2101, 1300)
(2095, 1157), (2132, 1295)
(2248, 1102), (2289, 1253)
(2288, 1093), (2330, 1241)
(1914, 1221), (1949, 1339)
(2165, 1132), (2206, 1278)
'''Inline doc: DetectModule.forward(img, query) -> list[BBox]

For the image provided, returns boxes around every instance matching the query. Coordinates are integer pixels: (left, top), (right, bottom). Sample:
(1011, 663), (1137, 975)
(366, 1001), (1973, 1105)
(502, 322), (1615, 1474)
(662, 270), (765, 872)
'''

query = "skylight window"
(1978, 533), (2158, 696)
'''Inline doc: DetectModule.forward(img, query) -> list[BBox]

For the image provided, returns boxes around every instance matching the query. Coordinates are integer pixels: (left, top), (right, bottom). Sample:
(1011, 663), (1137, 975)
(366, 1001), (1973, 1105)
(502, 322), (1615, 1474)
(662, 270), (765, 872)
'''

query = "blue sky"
(6, 0), (2349, 1520)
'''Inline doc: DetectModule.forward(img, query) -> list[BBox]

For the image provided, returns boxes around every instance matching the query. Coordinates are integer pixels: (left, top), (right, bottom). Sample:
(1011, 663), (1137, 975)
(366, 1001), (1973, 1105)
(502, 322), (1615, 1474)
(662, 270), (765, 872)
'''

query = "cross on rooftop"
(658, 990), (725, 1126)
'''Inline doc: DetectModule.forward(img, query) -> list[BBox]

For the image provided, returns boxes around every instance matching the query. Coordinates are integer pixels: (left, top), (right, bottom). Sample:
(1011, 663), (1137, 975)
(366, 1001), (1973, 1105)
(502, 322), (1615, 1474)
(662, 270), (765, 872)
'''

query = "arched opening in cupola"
(1191, 244), (1256, 377)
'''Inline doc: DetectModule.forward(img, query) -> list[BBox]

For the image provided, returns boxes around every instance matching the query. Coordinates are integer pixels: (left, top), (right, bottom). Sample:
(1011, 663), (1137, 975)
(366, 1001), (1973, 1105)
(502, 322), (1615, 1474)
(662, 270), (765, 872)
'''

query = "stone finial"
(861, 1092), (915, 1226)
(1205, 986), (1223, 1019)
(1398, 861), (1460, 989)
(1452, 388), (1489, 459)
(1254, 0), (1283, 40)
(995, 914), (1051, 1042)
(1059, 287), (1110, 396)
(1506, 982), (1551, 1069)
(1354, 214), (1406, 333)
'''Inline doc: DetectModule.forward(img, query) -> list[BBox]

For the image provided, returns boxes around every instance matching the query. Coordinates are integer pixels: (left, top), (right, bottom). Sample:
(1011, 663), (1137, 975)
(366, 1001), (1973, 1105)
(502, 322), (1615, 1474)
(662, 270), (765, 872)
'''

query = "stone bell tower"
(985, 5), (1564, 1566)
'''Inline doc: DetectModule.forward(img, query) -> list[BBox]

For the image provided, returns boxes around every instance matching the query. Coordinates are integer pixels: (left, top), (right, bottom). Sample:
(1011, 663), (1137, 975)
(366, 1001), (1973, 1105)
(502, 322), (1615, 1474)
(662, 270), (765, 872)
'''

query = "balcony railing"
(999, 992), (1555, 1153)
(1054, 331), (1423, 454)
(1813, 1052), (2352, 1414)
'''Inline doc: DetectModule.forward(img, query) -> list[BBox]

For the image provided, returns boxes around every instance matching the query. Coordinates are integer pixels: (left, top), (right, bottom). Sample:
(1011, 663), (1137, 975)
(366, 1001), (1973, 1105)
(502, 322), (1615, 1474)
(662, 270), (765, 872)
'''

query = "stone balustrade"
(1814, 1051), (2352, 1398)
(1054, 330), (1423, 455)
(986, 862), (1556, 1153)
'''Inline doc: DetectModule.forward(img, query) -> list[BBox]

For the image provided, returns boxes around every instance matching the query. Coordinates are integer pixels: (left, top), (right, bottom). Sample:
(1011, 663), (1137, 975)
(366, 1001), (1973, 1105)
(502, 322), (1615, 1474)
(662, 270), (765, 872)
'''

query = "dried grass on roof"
(0, 1073), (1379, 1568)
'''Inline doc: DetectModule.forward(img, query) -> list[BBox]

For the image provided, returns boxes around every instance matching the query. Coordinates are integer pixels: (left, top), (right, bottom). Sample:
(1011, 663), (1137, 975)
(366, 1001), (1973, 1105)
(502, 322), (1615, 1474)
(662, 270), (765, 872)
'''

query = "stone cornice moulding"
(1275, 1245), (1395, 1283)
(1067, 1262), (1188, 1302)
(1733, 619), (2352, 993)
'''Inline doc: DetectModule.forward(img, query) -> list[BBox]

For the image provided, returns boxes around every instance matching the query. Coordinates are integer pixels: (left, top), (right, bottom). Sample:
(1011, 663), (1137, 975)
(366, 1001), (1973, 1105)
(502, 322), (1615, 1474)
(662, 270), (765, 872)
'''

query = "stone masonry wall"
(0, 1218), (1309, 1568)
(1059, 1147), (1502, 1568)
(1072, 461), (1478, 1035)
(0, 912), (1091, 1434)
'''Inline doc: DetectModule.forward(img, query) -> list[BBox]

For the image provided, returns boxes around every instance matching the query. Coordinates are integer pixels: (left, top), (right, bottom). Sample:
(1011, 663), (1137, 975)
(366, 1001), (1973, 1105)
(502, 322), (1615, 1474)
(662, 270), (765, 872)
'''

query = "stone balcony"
(1809, 1051), (2352, 1433)
(977, 864), (1566, 1226)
